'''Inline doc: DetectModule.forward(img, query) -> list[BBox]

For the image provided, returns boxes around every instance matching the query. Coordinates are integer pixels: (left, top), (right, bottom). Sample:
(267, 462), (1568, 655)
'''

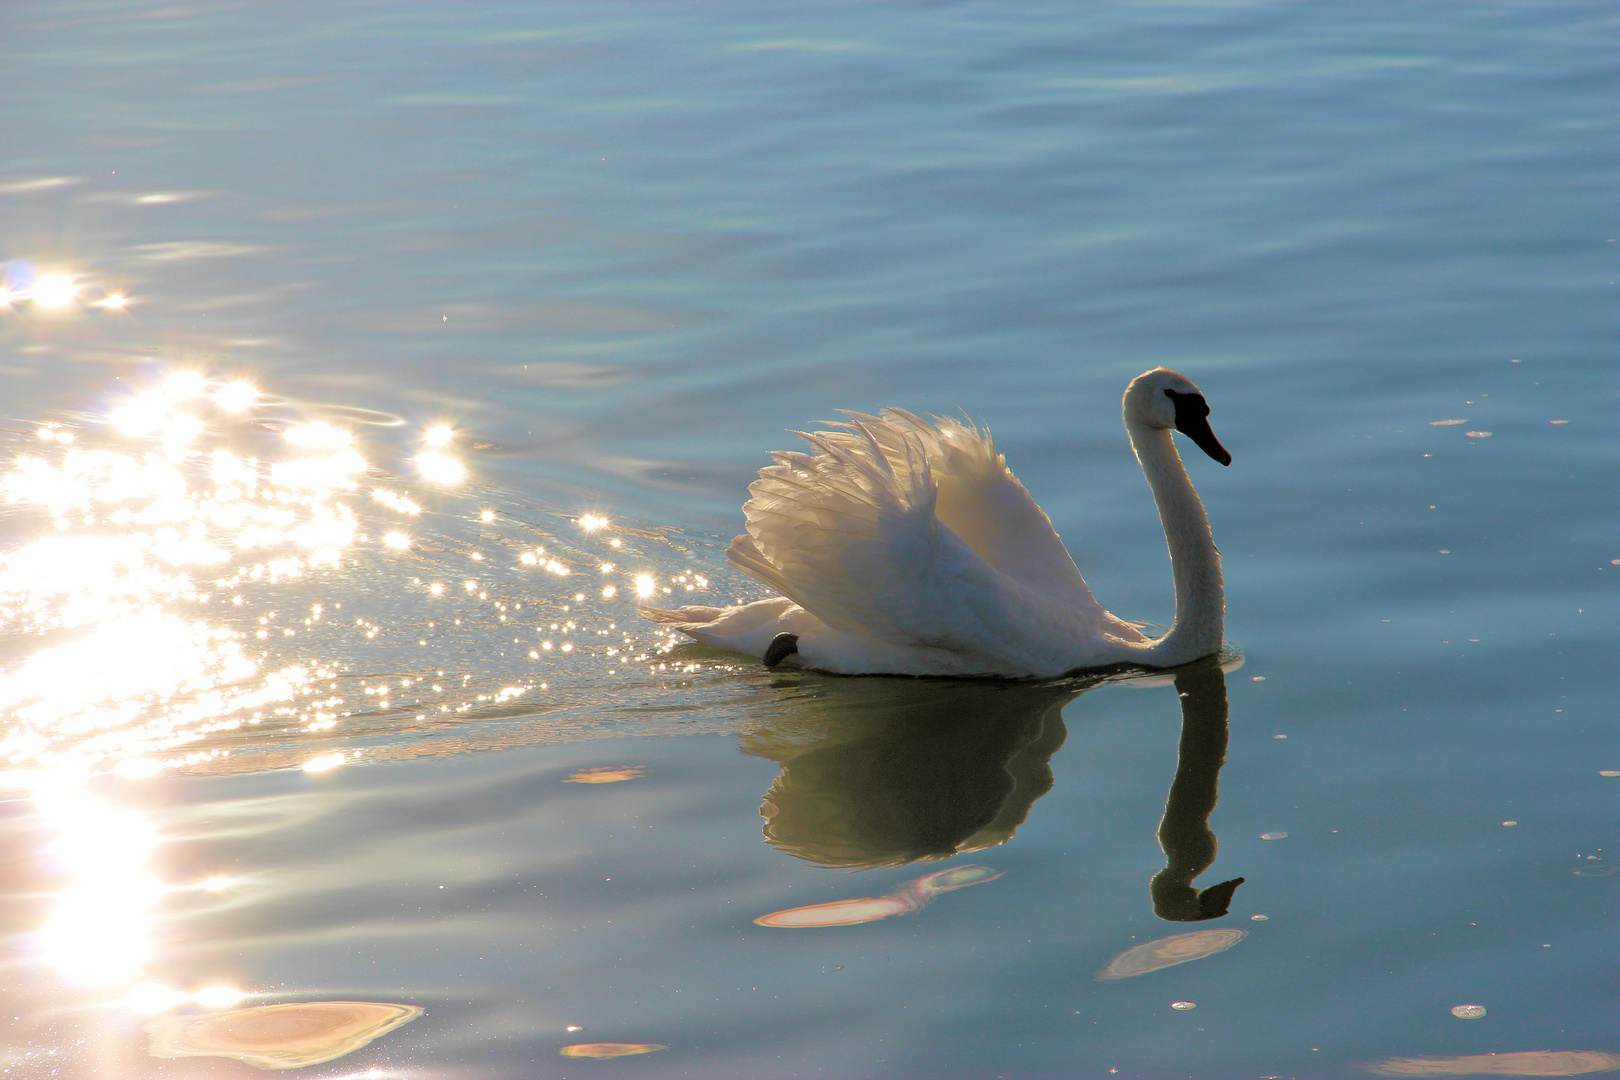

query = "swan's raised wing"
(842, 409), (1106, 610)
(727, 414), (1129, 659)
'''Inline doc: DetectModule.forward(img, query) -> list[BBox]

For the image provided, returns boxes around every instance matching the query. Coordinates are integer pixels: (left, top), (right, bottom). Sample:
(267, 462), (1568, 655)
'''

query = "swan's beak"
(1171, 393), (1232, 466)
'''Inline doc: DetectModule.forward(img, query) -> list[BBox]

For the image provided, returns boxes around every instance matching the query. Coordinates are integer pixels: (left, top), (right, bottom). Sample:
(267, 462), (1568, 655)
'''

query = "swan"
(640, 367), (1230, 678)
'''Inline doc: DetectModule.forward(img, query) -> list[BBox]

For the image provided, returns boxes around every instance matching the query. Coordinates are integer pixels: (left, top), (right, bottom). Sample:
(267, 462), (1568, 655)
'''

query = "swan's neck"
(1126, 419), (1224, 666)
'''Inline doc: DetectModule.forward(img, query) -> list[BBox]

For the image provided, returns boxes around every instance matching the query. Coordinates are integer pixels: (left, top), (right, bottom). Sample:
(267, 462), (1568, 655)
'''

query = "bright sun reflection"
(194, 985), (249, 1007)
(214, 381), (258, 411)
(110, 392), (169, 434)
(415, 451), (465, 485)
(0, 373), (391, 773)
(164, 371), (207, 400)
(128, 982), (187, 1014)
(0, 363), (701, 1021)
(31, 779), (161, 985)
(285, 422), (352, 449)
(0, 613), (257, 759)
(31, 274), (77, 309)
(126, 982), (250, 1014)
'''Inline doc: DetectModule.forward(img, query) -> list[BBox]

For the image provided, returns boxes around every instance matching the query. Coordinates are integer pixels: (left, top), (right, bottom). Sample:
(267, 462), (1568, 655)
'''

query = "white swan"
(641, 367), (1230, 678)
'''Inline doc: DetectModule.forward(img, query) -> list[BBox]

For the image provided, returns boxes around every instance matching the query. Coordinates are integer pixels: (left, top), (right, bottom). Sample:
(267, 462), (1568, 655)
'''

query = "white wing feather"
(846, 409), (1104, 607)
(722, 410), (1141, 673)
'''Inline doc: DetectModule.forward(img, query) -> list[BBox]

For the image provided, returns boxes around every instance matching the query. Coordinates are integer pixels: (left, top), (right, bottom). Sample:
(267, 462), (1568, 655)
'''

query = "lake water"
(2, 3), (1618, 1077)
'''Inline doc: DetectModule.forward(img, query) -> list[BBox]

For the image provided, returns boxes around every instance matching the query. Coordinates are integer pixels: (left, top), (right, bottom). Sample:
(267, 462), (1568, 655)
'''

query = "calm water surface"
(2, 3), (1618, 1078)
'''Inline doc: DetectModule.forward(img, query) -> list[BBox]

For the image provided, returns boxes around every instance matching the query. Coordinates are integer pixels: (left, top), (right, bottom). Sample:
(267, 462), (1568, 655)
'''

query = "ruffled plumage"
(641, 369), (1226, 678)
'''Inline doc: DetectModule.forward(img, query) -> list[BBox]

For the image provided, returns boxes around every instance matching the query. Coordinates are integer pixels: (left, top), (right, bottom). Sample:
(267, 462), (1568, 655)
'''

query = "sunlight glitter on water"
(0, 613), (266, 768)
(0, 366), (750, 1047)
(0, 367), (748, 777)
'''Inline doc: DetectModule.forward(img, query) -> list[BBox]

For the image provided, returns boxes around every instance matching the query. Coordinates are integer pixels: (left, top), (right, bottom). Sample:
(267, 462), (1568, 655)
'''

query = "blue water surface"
(2, 3), (1618, 1078)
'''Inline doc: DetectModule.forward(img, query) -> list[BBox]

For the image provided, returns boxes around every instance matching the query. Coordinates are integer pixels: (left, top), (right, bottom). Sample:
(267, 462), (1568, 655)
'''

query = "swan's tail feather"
(642, 595), (804, 658)
(725, 534), (800, 606)
(637, 603), (724, 625)
(726, 415), (941, 640)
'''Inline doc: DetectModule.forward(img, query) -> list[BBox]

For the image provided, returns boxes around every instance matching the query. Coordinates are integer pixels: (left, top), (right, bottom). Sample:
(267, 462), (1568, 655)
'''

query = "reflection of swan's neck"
(1127, 418), (1223, 666)
(1151, 658), (1243, 921)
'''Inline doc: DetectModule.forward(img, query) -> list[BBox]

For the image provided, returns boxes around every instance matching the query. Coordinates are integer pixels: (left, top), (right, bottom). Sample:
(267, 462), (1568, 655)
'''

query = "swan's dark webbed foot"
(763, 633), (799, 668)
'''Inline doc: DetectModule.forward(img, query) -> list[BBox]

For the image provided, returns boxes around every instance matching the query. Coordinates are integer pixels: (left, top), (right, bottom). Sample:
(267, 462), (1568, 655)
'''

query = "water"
(2, 2), (1618, 1077)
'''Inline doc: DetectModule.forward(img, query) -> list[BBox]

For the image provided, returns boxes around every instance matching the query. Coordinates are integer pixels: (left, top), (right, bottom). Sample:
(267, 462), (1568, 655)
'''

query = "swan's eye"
(1164, 388), (1210, 417)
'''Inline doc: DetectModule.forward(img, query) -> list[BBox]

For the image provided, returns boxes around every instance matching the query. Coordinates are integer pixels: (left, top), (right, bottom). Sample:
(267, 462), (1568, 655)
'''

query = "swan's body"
(642, 368), (1230, 678)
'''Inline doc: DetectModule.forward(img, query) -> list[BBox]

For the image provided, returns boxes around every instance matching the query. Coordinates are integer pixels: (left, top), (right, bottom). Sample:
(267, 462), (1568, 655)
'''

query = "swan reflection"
(740, 677), (1076, 868)
(1150, 657), (1245, 921)
(742, 656), (1243, 921)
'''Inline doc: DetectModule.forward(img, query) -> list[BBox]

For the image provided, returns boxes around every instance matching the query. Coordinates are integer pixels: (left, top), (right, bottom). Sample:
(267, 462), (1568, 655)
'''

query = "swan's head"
(1124, 367), (1232, 466)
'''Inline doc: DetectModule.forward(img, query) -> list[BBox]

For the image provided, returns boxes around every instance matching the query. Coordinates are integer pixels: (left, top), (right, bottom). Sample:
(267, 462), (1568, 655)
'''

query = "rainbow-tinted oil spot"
(754, 864), (1002, 928)
(145, 1000), (423, 1070)
(560, 1042), (669, 1059)
(1365, 1051), (1620, 1076)
(565, 765), (646, 784)
(1098, 928), (1247, 979)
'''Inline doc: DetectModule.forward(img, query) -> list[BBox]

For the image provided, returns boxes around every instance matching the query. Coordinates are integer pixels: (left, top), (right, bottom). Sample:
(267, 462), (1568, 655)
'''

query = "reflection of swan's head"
(1123, 367), (1231, 467)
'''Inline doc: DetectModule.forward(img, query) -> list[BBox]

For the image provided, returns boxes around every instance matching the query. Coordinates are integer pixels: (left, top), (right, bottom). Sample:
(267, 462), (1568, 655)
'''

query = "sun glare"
(109, 392), (168, 434)
(214, 381), (258, 411)
(635, 574), (656, 599)
(127, 982), (186, 1014)
(415, 451), (465, 485)
(31, 274), (77, 309)
(126, 982), (248, 1013)
(164, 372), (207, 400)
(193, 985), (248, 1007)
(285, 422), (352, 449)
(31, 782), (161, 985)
